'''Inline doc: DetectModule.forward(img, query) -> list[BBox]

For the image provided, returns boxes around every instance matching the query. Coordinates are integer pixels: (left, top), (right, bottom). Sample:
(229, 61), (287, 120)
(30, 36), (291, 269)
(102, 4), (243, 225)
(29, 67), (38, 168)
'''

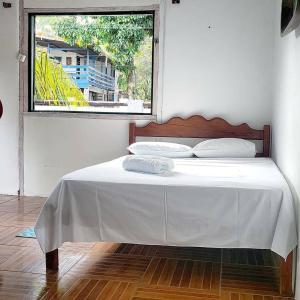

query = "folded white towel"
(123, 155), (175, 174)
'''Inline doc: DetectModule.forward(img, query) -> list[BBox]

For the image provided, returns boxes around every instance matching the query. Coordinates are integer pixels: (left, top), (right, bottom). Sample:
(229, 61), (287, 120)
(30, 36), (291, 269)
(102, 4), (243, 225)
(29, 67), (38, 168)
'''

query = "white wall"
(24, 0), (160, 8)
(0, 0), (275, 196)
(24, 117), (129, 195)
(162, 0), (275, 127)
(272, 0), (300, 297)
(0, 1), (19, 195)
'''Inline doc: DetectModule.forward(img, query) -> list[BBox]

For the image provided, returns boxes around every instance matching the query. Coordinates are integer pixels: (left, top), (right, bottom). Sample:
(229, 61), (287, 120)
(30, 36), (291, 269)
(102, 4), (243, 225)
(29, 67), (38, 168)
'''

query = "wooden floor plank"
(157, 258), (177, 287)
(0, 194), (19, 204)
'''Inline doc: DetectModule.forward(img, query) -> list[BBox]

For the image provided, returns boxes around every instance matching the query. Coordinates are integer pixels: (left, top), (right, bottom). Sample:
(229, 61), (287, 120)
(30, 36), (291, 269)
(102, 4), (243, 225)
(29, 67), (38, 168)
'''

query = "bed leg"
(280, 251), (293, 296)
(46, 249), (59, 271)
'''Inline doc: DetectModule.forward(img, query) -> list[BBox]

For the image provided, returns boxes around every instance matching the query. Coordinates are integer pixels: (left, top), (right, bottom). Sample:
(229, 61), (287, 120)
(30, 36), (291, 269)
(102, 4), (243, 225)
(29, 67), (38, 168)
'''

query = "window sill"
(22, 111), (157, 121)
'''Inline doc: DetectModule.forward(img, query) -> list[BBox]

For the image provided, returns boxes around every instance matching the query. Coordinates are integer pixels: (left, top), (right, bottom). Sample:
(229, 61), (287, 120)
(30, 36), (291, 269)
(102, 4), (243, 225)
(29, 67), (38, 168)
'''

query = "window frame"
(23, 6), (160, 119)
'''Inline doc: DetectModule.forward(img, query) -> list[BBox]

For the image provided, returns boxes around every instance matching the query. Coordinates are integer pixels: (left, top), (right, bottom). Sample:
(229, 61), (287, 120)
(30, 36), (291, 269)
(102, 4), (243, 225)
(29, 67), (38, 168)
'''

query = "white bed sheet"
(35, 157), (297, 258)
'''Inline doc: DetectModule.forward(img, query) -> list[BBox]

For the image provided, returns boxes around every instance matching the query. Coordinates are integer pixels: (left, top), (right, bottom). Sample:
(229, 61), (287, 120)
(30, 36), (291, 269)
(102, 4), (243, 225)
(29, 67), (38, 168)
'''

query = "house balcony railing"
(62, 65), (115, 91)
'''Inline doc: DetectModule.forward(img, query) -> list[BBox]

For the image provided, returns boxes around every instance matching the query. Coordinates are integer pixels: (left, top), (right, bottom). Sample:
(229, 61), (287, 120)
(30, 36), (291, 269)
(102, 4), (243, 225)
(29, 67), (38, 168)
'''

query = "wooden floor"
(0, 195), (293, 300)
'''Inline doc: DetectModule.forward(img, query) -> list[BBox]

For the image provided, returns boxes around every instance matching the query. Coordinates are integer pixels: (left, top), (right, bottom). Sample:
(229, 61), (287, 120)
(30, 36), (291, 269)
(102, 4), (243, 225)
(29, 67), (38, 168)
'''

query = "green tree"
(133, 36), (153, 101)
(53, 14), (153, 99)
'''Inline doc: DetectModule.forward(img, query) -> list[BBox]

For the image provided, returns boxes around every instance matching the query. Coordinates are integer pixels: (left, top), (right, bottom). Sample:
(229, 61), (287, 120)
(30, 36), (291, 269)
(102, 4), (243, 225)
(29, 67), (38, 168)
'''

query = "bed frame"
(129, 115), (270, 157)
(46, 115), (293, 296)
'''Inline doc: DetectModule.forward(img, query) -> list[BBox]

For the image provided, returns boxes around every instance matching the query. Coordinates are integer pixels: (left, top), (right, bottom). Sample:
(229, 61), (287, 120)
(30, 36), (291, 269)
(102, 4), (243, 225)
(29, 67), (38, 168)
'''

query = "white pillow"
(192, 138), (256, 158)
(128, 142), (193, 158)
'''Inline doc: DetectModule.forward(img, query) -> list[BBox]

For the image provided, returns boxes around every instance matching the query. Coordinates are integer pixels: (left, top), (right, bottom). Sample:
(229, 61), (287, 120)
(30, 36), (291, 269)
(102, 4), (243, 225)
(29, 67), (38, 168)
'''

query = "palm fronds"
(34, 50), (88, 107)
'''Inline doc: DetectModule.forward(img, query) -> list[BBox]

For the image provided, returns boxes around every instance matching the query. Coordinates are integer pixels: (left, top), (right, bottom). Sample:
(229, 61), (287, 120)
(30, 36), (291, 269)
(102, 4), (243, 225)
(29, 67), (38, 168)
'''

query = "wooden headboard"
(129, 115), (271, 157)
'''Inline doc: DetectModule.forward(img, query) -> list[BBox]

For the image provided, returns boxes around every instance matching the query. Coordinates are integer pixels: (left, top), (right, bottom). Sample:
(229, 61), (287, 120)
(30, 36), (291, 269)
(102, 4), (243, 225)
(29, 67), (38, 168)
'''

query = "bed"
(35, 115), (297, 296)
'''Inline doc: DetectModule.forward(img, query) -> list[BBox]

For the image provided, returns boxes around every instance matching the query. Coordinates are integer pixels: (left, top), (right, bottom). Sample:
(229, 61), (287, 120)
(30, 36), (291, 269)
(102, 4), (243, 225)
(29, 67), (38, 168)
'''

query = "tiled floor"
(0, 195), (293, 300)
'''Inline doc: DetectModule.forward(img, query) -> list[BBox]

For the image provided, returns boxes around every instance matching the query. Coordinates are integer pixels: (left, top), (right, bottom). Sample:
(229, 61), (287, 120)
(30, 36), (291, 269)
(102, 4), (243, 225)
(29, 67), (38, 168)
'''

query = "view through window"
(30, 12), (155, 114)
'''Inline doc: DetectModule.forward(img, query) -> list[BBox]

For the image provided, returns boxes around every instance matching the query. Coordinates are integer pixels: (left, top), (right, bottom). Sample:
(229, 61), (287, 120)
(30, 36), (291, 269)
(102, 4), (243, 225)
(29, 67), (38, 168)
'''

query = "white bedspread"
(35, 157), (297, 258)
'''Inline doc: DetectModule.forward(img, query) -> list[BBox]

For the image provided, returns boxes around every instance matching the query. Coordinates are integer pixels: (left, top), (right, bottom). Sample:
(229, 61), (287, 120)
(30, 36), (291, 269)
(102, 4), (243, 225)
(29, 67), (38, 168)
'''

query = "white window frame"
(20, 5), (160, 120)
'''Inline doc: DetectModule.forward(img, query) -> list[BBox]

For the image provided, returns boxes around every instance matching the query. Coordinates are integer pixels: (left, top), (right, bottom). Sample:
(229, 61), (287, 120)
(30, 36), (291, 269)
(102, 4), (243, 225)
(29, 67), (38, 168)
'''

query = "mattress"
(35, 157), (297, 258)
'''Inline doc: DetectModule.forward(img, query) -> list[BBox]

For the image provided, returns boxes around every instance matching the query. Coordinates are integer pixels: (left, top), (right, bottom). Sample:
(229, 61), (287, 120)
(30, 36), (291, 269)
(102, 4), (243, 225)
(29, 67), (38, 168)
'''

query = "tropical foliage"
(52, 14), (153, 100)
(133, 37), (153, 102)
(34, 50), (87, 106)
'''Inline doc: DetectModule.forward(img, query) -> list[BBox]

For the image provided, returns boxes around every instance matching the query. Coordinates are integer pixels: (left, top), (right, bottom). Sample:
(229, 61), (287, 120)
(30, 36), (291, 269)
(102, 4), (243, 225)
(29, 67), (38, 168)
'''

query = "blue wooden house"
(36, 36), (116, 101)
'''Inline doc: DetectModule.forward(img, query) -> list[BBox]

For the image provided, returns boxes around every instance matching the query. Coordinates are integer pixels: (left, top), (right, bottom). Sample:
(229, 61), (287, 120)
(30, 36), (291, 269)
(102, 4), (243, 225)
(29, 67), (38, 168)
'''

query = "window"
(29, 11), (156, 115)
(66, 57), (72, 66)
(53, 56), (62, 63)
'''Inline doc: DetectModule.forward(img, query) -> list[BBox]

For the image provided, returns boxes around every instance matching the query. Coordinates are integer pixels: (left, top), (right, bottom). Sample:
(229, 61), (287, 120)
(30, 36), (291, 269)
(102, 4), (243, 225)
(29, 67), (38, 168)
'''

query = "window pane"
(32, 13), (154, 114)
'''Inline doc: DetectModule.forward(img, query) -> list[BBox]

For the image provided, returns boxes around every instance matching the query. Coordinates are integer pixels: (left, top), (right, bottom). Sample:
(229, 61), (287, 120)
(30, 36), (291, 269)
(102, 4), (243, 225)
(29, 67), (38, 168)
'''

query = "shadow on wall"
(295, 24), (300, 37)
(0, 99), (3, 118)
